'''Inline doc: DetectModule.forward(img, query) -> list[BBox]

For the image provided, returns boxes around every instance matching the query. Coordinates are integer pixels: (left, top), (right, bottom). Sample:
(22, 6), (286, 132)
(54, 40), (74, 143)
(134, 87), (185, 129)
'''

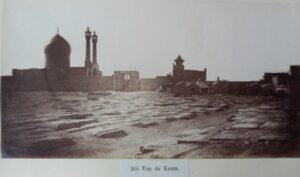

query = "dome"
(44, 34), (71, 54)
(44, 34), (71, 70)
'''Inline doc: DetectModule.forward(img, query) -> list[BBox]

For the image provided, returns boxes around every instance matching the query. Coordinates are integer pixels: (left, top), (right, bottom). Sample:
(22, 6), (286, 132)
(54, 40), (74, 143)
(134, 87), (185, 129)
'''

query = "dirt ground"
(1, 91), (299, 158)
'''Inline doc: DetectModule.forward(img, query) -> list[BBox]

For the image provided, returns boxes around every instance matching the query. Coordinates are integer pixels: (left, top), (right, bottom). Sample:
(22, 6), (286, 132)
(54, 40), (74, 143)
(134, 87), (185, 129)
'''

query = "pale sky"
(1, 0), (300, 81)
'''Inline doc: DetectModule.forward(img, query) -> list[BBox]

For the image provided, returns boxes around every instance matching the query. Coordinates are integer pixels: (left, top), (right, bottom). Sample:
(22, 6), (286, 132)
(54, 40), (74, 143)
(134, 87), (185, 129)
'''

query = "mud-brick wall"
(142, 77), (168, 91)
(1, 76), (18, 92)
(289, 65), (300, 105)
(184, 70), (206, 82)
(2, 69), (115, 92)
(2, 69), (49, 92)
(288, 65), (300, 141)
(63, 75), (114, 91)
(114, 80), (142, 92)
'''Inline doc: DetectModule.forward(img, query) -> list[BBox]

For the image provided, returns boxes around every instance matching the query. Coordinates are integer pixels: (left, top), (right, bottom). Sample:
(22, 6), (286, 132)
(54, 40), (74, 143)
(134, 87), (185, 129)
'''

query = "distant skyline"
(1, 0), (300, 81)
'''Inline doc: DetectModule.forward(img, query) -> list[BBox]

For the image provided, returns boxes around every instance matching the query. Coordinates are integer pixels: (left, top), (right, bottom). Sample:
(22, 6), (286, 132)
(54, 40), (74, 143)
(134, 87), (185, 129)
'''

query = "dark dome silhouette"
(44, 34), (71, 70)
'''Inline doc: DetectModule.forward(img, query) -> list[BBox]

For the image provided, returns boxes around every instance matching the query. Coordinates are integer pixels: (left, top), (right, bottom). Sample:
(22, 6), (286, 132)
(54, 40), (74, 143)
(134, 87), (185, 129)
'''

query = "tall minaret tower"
(85, 27), (92, 67)
(173, 54), (185, 81)
(92, 31), (98, 65)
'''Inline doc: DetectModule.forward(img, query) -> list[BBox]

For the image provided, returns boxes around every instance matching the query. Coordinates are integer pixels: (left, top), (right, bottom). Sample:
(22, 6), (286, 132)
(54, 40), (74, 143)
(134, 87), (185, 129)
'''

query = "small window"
(124, 74), (130, 80)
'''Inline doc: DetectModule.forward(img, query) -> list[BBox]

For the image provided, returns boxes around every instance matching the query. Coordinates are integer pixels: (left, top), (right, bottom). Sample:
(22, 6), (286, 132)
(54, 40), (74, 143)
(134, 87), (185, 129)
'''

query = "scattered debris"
(139, 145), (156, 155)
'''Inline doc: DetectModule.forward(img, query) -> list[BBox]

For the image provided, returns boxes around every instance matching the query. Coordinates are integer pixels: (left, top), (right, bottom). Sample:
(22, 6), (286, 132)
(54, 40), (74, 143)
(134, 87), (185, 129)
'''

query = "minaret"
(92, 31), (98, 65)
(173, 54), (185, 81)
(85, 27), (92, 67)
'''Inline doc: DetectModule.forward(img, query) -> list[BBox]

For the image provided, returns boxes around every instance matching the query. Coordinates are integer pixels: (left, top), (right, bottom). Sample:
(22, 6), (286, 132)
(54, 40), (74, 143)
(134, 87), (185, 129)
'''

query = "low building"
(113, 71), (141, 92)
(263, 72), (289, 95)
(186, 81), (210, 95)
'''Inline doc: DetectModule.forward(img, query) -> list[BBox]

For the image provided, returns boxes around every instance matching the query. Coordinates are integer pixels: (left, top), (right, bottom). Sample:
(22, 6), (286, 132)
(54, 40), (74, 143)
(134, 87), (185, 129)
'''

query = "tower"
(173, 54), (185, 81)
(92, 31), (98, 65)
(85, 27), (92, 67)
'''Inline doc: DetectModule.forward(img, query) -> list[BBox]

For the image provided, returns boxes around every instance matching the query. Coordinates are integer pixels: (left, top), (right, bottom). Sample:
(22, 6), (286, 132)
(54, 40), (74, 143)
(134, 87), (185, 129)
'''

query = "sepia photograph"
(1, 0), (300, 159)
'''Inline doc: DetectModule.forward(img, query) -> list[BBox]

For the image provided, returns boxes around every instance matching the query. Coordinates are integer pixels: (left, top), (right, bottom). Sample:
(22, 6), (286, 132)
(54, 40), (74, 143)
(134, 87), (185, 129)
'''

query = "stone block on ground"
(137, 138), (197, 158)
(139, 145), (159, 155)
(173, 126), (215, 138)
(260, 121), (289, 129)
(149, 144), (197, 159)
(230, 123), (259, 129)
(258, 105), (273, 110)
(232, 116), (248, 121)
(210, 131), (245, 142)
(56, 120), (97, 130)
(58, 113), (92, 120)
(101, 111), (121, 116)
(257, 133), (291, 143)
(137, 138), (177, 155)
(97, 130), (128, 138)
(66, 123), (100, 133)
(238, 108), (261, 112)
(177, 134), (209, 144)
(165, 117), (178, 122)
(239, 118), (262, 123)
(204, 107), (223, 112)
(132, 122), (159, 128)
(178, 112), (198, 120)
(87, 96), (99, 101)
(217, 103), (230, 109)
(88, 91), (112, 96)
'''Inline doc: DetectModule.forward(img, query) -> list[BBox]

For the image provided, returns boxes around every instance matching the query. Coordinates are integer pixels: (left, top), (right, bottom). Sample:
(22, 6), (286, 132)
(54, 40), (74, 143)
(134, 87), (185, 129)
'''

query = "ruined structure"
(263, 72), (289, 93)
(263, 72), (289, 87)
(113, 71), (141, 92)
